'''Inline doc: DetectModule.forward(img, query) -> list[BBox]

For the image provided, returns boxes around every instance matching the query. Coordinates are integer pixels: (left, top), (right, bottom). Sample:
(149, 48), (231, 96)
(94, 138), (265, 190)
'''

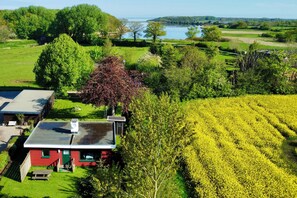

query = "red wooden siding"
(30, 149), (112, 167)
(30, 149), (60, 166)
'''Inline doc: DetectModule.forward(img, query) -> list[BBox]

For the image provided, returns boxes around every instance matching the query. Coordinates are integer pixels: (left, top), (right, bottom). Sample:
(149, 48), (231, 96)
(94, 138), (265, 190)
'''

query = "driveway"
(0, 126), (22, 152)
(0, 91), (22, 152)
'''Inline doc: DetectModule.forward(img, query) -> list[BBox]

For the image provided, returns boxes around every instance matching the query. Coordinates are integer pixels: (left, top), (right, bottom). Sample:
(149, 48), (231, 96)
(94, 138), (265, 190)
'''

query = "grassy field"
(220, 28), (297, 49)
(0, 166), (90, 197)
(184, 95), (297, 197)
(0, 40), (44, 88)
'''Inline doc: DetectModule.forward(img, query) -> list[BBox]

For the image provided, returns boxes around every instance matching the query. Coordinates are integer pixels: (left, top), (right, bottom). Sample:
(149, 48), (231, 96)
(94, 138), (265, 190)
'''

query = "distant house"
(0, 90), (54, 125)
(24, 119), (120, 171)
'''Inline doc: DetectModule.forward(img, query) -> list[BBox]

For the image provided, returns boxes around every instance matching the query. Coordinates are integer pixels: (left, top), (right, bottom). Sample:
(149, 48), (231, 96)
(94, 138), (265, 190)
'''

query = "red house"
(24, 119), (117, 171)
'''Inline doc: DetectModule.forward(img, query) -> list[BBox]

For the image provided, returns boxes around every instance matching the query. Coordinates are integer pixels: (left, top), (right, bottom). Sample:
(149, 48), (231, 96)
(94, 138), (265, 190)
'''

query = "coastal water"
(123, 18), (202, 40)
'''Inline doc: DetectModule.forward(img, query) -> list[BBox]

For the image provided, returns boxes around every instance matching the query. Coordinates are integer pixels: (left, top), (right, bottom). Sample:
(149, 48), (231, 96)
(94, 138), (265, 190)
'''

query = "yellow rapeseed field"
(184, 95), (297, 197)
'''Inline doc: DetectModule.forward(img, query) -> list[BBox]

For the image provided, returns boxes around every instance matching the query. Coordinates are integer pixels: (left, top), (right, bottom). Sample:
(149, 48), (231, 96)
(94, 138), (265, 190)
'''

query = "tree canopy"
(80, 56), (138, 114)
(202, 25), (222, 41)
(4, 6), (55, 40)
(33, 34), (93, 95)
(144, 22), (166, 43)
(52, 4), (107, 43)
(122, 91), (192, 197)
(185, 26), (200, 39)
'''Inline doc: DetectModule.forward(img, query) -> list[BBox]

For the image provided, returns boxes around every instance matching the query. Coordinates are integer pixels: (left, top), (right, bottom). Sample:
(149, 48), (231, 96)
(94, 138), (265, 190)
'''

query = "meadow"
(184, 95), (297, 197)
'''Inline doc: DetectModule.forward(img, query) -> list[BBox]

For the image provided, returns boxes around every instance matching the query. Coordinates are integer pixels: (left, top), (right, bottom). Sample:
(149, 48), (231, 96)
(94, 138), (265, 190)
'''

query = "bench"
(31, 170), (53, 180)
(7, 121), (17, 126)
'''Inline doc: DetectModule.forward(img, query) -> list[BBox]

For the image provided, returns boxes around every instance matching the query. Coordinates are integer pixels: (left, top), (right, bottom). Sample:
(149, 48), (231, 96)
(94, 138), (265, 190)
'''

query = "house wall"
(30, 148), (112, 167)
(4, 114), (40, 125)
(70, 150), (112, 166)
(30, 149), (60, 166)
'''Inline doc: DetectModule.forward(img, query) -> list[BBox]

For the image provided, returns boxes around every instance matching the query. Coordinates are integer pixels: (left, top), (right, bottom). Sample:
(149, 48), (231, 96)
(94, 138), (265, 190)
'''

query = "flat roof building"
(24, 120), (117, 171)
(0, 90), (54, 125)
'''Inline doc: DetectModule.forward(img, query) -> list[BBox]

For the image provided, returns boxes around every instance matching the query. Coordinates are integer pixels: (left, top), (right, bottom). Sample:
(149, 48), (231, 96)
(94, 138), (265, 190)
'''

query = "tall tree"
(52, 4), (107, 43)
(144, 22), (166, 43)
(202, 25), (222, 41)
(0, 25), (11, 42)
(34, 34), (93, 95)
(185, 26), (200, 39)
(128, 21), (144, 42)
(122, 91), (192, 197)
(80, 56), (138, 115)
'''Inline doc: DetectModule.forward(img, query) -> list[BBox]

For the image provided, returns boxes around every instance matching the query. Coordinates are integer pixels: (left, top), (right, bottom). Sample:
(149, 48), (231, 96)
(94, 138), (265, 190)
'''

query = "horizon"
(1, 0), (297, 19)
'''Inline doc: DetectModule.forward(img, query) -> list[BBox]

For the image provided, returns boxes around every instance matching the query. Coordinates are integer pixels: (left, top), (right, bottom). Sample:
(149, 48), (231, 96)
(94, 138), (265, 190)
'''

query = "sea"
(123, 18), (202, 40)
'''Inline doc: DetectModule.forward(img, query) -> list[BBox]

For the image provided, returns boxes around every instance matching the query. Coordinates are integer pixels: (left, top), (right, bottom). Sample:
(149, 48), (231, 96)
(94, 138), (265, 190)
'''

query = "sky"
(1, 0), (297, 19)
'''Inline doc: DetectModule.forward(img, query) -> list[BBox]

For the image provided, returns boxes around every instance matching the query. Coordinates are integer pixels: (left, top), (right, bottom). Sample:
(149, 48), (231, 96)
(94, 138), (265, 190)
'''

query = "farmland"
(184, 95), (297, 197)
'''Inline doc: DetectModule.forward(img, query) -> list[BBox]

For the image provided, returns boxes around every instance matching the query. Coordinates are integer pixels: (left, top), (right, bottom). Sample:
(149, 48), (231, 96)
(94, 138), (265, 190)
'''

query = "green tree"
(4, 6), (55, 40)
(180, 46), (208, 71)
(52, 4), (107, 43)
(205, 43), (220, 59)
(33, 34), (93, 95)
(144, 22), (166, 43)
(77, 161), (123, 198)
(202, 25), (222, 41)
(188, 60), (232, 98)
(0, 25), (11, 42)
(185, 26), (200, 39)
(122, 91), (192, 198)
(128, 21), (144, 42)
(160, 44), (180, 69)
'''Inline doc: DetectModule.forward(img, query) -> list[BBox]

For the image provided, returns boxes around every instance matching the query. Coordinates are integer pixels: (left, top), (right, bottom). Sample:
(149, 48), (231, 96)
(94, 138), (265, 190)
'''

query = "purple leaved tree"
(80, 56), (138, 116)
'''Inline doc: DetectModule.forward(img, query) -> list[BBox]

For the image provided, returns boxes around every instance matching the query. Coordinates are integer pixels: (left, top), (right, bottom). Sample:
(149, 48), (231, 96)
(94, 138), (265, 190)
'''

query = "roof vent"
(71, 118), (79, 133)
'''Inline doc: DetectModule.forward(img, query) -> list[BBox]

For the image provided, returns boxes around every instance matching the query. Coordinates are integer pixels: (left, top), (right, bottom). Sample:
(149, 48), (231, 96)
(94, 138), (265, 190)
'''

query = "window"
(80, 150), (100, 162)
(42, 149), (50, 158)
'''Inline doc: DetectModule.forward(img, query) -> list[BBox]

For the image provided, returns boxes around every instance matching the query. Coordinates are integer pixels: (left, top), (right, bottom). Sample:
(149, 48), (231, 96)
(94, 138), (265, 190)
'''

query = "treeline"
(150, 16), (297, 28)
(129, 42), (297, 101)
(0, 4), (121, 44)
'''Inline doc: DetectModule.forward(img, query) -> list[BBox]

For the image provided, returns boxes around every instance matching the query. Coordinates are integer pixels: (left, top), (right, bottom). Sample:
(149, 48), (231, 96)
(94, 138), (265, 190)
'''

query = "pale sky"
(1, 0), (297, 19)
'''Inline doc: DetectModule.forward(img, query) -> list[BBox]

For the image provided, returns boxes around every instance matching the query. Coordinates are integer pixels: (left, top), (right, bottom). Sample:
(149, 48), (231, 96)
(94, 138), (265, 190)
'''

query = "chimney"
(71, 118), (79, 133)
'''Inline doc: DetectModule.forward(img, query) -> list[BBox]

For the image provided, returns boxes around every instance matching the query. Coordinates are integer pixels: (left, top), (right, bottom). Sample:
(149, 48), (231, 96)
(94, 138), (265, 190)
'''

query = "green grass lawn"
(0, 40), (44, 88)
(0, 166), (90, 197)
(46, 99), (107, 121)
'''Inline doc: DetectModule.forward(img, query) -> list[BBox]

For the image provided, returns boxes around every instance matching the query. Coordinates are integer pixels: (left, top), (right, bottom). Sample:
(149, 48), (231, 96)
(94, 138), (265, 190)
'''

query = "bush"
(261, 33), (274, 38)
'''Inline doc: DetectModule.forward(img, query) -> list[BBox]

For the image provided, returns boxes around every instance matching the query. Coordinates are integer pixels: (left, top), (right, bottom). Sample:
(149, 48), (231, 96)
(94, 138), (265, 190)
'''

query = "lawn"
(46, 99), (107, 121)
(0, 166), (90, 197)
(0, 40), (44, 88)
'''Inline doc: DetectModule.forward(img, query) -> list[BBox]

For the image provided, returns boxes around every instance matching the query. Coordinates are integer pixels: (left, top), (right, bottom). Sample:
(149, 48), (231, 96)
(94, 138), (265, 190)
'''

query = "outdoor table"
(31, 169), (53, 180)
